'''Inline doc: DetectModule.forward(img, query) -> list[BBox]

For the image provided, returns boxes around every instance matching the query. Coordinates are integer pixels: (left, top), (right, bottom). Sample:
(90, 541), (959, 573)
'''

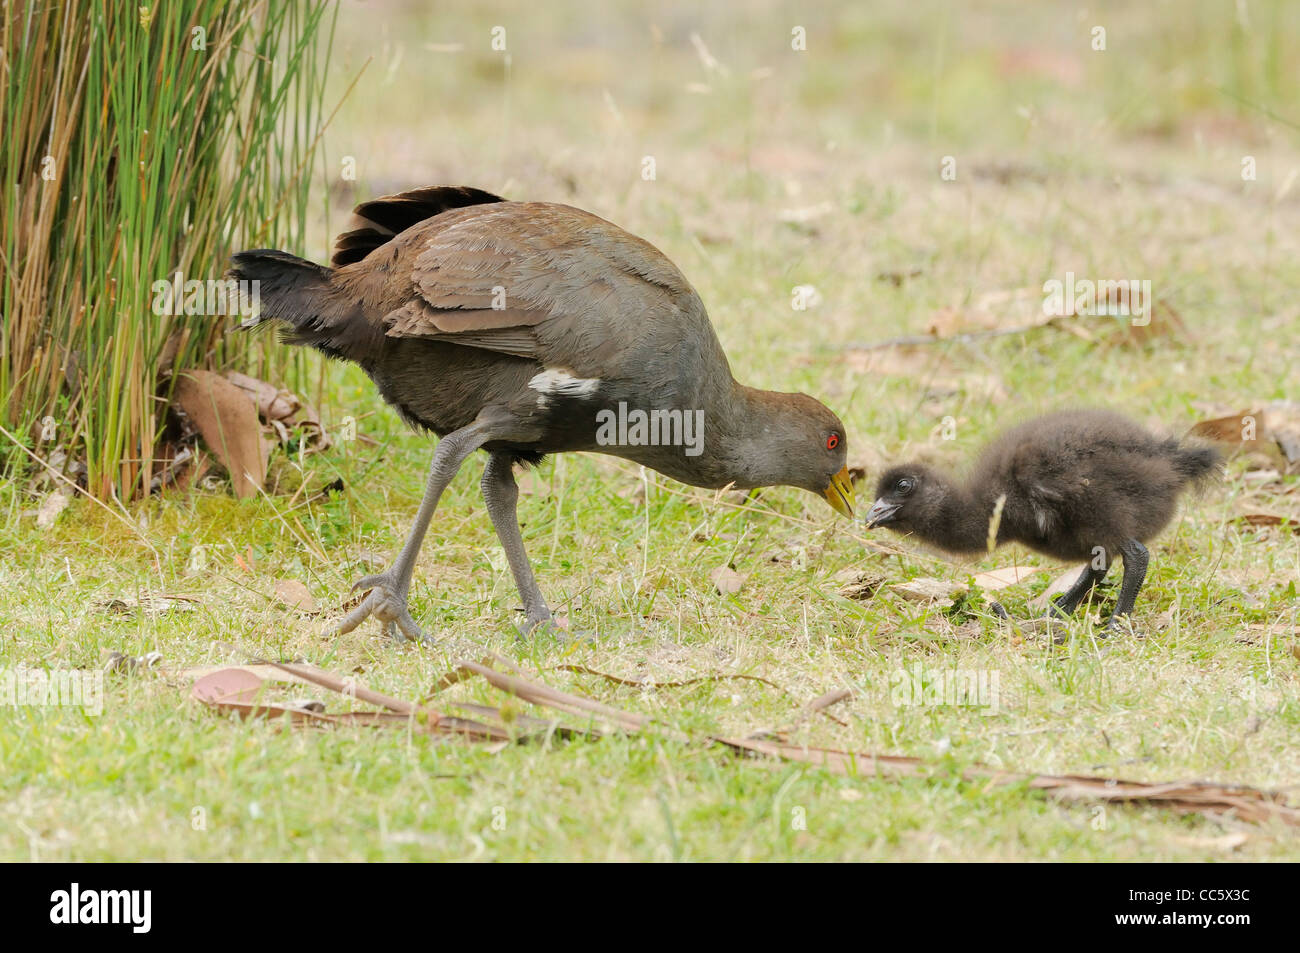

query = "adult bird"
(231, 186), (854, 642)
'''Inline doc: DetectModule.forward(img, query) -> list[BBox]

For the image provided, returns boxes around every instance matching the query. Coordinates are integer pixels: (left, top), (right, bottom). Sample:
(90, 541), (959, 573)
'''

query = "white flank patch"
(528, 368), (601, 401)
(1033, 505), (1053, 535)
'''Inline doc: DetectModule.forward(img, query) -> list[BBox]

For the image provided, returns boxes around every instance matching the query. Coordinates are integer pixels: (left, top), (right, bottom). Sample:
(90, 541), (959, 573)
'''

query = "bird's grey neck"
(925, 478), (993, 553)
(706, 383), (799, 489)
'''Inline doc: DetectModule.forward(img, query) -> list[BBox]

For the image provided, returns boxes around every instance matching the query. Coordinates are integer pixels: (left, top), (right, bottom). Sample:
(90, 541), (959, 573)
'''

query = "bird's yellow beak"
(822, 465), (855, 519)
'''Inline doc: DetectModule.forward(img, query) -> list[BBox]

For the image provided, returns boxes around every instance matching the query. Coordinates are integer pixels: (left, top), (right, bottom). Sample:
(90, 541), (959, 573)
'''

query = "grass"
(1, 0), (332, 499)
(1, 0), (1298, 861)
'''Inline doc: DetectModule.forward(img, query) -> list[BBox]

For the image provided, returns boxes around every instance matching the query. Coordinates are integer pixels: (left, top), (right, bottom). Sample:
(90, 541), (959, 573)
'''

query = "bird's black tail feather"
(1170, 442), (1223, 486)
(228, 250), (375, 362)
(331, 186), (504, 266)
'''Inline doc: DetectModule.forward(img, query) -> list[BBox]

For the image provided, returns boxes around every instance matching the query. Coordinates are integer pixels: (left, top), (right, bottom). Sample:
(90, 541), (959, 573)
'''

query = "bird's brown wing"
(381, 202), (698, 367)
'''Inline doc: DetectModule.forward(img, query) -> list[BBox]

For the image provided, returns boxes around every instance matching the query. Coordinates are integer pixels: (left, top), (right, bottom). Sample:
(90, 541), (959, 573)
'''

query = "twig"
(844, 321), (1059, 352)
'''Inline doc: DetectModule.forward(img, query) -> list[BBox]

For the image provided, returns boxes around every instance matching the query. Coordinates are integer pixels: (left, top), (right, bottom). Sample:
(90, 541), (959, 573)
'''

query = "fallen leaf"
(1172, 832), (1249, 851)
(173, 370), (269, 498)
(893, 577), (967, 603)
(710, 565), (748, 595)
(35, 486), (73, 530)
(1233, 513), (1300, 535)
(1189, 409), (1264, 447)
(1029, 568), (1087, 610)
(777, 203), (833, 224)
(926, 307), (1006, 338)
(1107, 295), (1189, 347)
(191, 668), (327, 724)
(98, 594), (198, 616)
(1265, 400), (1300, 471)
(173, 663), (320, 687)
(274, 579), (319, 612)
(36, 488), (72, 529)
(224, 371), (299, 422)
(836, 569), (888, 600)
(102, 650), (163, 674)
(970, 566), (1042, 591)
(457, 656), (1300, 826)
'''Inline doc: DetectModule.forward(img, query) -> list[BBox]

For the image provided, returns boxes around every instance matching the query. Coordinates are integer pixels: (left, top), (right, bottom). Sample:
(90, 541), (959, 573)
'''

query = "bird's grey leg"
(331, 421), (491, 643)
(1048, 563), (1109, 618)
(1106, 538), (1149, 630)
(481, 452), (554, 634)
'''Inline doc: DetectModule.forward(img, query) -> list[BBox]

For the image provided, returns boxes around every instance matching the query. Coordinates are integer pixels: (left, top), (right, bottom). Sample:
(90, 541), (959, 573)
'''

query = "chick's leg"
(1048, 563), (1109, 618)
(1106, 538), (1149, 630)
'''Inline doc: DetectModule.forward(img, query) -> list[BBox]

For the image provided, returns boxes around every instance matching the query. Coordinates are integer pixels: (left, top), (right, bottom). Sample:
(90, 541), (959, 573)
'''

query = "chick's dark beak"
(823, 466), (855, 519)
(862, 498), (901, 528)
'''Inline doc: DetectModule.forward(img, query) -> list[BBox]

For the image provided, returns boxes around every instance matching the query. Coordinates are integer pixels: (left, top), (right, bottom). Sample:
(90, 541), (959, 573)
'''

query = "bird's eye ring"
(897, 478), (914, 495)
(826, 434), (839, 451)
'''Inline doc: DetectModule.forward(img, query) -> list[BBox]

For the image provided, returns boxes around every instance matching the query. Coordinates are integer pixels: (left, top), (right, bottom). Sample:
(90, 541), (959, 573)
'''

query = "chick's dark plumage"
(865, 410), (1219, 628)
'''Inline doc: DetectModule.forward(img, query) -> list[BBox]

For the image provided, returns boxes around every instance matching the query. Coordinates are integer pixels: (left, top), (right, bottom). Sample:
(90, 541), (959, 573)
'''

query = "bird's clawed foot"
(330, 572), (431, 644)
(515, 609), (594, 644)
(1048, 613), (1135, 645)
(518, 608), (555, 635)
(1103, 613), (1138, 638)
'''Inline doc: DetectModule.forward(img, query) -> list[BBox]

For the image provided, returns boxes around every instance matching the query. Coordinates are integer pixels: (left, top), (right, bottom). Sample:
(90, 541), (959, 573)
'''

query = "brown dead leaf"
(1266, 401), (1300, 470)
(157, 328), (190, 380)
(191, 668), (323, 723)
(1188, 408), (1291, 472)
(1172, 832), (1249, 851)
(845, 344), (1011, 406)
(842, 344), (958, 379)
(836, 569), (888, 601)
(174, 370), (269, 498)
(1108, 295), (1189, 347)
(224, 371), (299, 422)
(274, 579), (319, 613)
(893, 577), (967, 604)
(1189, 409), (1263, 445)
(98, 594), (198, 616)
(35, 488), (72, 529)
(710, 565), (748, 595)
(926, 307), (1006, 338)
(1234, 513), (1300, 535)
(928, 287), (1053, 339)
(970, 566), (1041, 591)
(103, 650), (163, 674)
(1029, 568), (1088, 610)
(173, 663), (320, 687)
(191, 663), (518, 742)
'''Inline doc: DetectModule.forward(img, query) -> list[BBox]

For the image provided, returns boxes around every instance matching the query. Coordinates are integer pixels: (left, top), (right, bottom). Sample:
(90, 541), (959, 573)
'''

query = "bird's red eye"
(826, 434), (839, 451)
